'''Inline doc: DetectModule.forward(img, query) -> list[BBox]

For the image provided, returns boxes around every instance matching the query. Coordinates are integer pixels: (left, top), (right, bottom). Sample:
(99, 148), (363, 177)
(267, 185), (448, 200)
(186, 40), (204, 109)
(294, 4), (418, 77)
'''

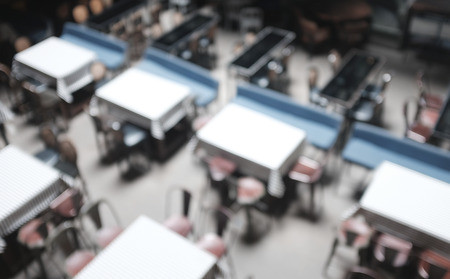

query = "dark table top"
(320, 50), (384, 108)
(229, 27), (295, 78)
(434, 92), (450, 140)
(86, 0), (146, 32)
(152, 13), (218, 53)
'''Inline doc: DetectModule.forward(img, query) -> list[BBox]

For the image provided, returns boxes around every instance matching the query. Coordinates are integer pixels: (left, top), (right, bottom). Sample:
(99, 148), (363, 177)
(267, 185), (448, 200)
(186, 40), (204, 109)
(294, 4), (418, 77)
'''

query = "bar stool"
(237, 176), (267, 243)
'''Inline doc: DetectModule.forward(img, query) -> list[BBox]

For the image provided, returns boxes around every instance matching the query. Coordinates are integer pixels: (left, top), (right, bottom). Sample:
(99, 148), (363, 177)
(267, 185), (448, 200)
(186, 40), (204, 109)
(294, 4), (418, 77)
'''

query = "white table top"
(75, 215), (217, 279)
(96, 68), (191, 121)
(197, 103), (306, 172)
(14, 37), (96, 79)
(360, 161), (450, 250)
(0, 145), (62, 236)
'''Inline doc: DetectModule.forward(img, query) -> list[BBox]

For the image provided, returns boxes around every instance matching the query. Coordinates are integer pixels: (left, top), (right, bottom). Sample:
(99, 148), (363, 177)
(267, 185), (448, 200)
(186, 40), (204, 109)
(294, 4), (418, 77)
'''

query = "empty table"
(196, 103), (306, 198)
(95, 67), (194, 160)
(74, 215), (217, 279)
(0, 145), (66, 237)
(12, 36), (97, 103)
(359, 161), (450, 257)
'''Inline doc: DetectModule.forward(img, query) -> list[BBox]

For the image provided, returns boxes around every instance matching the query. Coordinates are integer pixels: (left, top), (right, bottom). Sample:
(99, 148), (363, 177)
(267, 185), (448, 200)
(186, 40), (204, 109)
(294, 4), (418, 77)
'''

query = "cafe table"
(196, 102), (307, 198)
(12, 36), (97, 103)
(95, 67), (194, 160)
(319, 49), (385, 110)
(0, 145), (66, 237)
(74, 215), (217, 279)
(359, 161), (450, 257)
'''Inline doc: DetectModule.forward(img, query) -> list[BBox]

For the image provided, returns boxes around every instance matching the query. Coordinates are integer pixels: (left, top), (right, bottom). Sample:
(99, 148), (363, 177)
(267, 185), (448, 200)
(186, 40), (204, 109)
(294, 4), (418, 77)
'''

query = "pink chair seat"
(207, 156), (237, 181)
(17, 219), (49, 248)
(50, 188), (83, 218)
(95, 226), (123, 248)
(374, 234), (412, 268)
(338, 218), (373, 248)
(289, 156), (323, 184)
(65, 250), (96, 277)
(422, 93), (444, 111)
(419, 108), (440, 128)
(237, 177), (265, 204)
(196, 233), (226, 258)
(407, 122), (433, 143)
(163, 215), (192, 237)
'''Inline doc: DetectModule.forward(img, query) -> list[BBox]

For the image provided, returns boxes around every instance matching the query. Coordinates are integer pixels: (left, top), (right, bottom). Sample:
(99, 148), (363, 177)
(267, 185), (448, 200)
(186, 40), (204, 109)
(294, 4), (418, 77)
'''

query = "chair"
(372, 233), (413, 273)
(79, 199), (123, 249)
(288, 154), (328, 221)
(45, 222), (96, 278)
(308, 67), (327, 107)
(163, 187), (193, 238)
(49, 187), (85, 226)
(346, 266), (382, 279)
(416, 71), (444, 111)
(34, 124), (60, 166)
(323, 216), (374, 274)
(0, 63), (20, 107)
(403, 98), (434, 143)
(55, 138), (89, 197)
(104, 121), (151, 180)
(205, 156), (237, 207)
(417, 249), (450, 279)
(85, 106), (117, 162)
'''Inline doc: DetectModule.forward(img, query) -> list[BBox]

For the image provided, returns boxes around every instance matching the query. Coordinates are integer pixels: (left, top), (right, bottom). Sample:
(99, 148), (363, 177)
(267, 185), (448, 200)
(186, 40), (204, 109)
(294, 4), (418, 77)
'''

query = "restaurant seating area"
(1, 0), (450, 279)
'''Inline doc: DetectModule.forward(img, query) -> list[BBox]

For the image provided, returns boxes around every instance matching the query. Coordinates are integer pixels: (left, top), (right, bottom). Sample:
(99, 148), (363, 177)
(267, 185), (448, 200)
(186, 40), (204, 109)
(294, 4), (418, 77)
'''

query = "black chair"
(417, 249), (450, 279)
(163, 187), (194, 238)
(346, 266), (382, 279)
(20, 79), (60, 125)
(34, 124), (60, 166)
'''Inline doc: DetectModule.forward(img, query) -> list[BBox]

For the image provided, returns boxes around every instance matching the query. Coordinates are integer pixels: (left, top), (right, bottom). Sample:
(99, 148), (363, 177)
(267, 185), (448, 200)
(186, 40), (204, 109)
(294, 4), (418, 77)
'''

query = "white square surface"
(75, 215), (216, 279)
(96, 68), (191, 121)
(14, 37), (96, 78)
(197, 103), (306, 171)
(360, 161), (450, 244)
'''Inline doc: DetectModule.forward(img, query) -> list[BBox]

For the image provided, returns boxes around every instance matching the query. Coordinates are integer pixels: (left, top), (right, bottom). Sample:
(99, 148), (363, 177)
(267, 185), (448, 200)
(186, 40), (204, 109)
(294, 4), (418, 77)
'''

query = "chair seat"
(196, 233), (226, 258)
(95, 226), (123, 248)
(65, 250), (96, 277)
(423, 93), (444, 111)
(17, 219), (49, 248)
(289, 156), (322, 184)
(339, 218), (373, 248)
(419, 108), (440, 128)
(374, 234), (412, 268)
(237, 177), (265, 204)
(407, 122), (433, 143)
(208, 156), (237, 181)
(163, 215), (192, 237)
(50, 188), (84, 219)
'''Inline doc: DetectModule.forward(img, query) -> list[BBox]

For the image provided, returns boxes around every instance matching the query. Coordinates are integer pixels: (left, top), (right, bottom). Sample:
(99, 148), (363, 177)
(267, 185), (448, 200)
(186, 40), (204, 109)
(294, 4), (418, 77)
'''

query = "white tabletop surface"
(360, 161), (450, 246)
(197, 103), (306, 171)
(0, 145), (62, 236)
(75, 215), (216, 279)
(96, 68), (191, 121)
(14, 37), (96, 79)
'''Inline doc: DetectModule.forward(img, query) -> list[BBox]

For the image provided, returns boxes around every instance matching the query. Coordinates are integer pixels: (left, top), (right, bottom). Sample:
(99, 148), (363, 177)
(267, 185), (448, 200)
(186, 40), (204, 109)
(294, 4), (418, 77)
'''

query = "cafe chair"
(0, 63), (21, 108)
(288, 154), (327, 221)
(34, 124), (60, 166)
(308, 67), (328, 107)
(416, 71), (444, 111)
(372, 233), (413, 276)
(85, 107), (117, 163)
(163, 187), (194, 238)
(17, 217), (52, 279)
(346, 265), (382, 279)
(79, 199), (123, 249)
(417, 249), (450, 279)
(323, 216), (374, 275)
(55, 138), (89, 197)
(403, 98), (434, 143)
(104, 121), (151, 180)
(49, 187), (85, 226)
(45, 222), (96, 278)
(205, 156), (237, 207)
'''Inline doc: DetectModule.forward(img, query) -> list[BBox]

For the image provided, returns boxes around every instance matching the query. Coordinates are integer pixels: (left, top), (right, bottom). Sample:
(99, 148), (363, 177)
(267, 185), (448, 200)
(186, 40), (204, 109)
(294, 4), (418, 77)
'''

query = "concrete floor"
(4, 27), (450, 279)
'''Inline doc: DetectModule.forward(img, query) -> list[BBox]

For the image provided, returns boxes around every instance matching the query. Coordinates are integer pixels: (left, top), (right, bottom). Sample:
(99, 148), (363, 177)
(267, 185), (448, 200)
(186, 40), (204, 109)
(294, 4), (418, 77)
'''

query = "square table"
(196, 103), (306, 197)
(96, 67), (193, 140)
(0, 145), (66, 237)
(359, 161), (450, 257)
(12, 36), (97, 103)
(74, 215), (217, 279)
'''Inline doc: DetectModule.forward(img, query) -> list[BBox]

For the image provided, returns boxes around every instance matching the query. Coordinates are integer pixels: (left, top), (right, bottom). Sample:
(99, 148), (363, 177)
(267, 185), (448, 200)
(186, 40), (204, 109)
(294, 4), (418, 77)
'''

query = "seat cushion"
(163, 215), (192, 237)
(196, 233), (226, 258)
(65, 250), (96, 277)
(96, 226), (123, 248)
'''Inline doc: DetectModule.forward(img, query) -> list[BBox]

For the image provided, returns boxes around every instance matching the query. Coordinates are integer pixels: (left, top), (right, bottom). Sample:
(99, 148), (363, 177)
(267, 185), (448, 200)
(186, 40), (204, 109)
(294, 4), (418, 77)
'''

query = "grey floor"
(4, 27), (450, 279)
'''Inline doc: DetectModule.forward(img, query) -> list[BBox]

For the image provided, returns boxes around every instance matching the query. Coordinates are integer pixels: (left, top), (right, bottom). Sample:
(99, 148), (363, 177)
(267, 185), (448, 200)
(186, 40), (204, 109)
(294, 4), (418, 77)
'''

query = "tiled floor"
(3, 26), (450, 279)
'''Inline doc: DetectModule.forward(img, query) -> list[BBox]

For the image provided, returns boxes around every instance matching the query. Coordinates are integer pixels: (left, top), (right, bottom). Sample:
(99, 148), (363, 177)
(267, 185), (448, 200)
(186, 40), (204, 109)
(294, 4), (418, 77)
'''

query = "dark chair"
(79, 199), (123, 249)
(205, 156), (237, 207)
(403, 98), (434, 143)
(45, 222), (96, 278)
(163, 187), (193, 238)
(417, 249), (450, 279)
(323, 216), (374, 275)
(104, 121), (151, 180)
(20, 79), (60, 125)
(34, 125), (60, 166)
(346, 266), (382, 279)
(85, 105), (117, 162)
(416, 71), (444, 111)
(372, 233), (413, 275)
(49, 187), (85, 226)
(307, 67), (327, 107)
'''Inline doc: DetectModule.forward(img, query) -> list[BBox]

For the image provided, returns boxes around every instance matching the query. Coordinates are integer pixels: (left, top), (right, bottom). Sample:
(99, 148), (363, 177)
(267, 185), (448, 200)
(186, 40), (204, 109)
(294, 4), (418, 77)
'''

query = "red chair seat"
(418, 108), (440, 128)
(17, 219), (49, 248)
(289, 156), (323, 184)
(407, 123), (433, 143)
(374, 234), (412, 268)
(95, 226), (123, 248)
(237, 177), (265, 204)
(65, 250), (96, 277)
(196, 233), (226, 258)
(163, 215), (192, 237)
(422, 93), (444, 111)
(338, 218), (373, 248)
(207, 156), (237, 181)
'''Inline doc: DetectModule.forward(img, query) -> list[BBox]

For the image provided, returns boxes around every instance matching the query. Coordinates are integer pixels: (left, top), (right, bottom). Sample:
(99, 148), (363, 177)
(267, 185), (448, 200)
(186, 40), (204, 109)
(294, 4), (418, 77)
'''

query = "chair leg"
(323, 237), (339, 276)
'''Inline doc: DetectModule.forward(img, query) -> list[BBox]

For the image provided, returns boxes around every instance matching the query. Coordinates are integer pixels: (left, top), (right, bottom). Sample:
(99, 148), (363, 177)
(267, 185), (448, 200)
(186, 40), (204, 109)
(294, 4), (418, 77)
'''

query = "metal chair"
(163, 187), (194, 238)
(346, 266), (382, 279)
(403, 98), (434, 143)
(372, 233), (413, 276)
(417, 249), (450, 279)
(34, 124), (60, 166)
(49, 187), (85, 226)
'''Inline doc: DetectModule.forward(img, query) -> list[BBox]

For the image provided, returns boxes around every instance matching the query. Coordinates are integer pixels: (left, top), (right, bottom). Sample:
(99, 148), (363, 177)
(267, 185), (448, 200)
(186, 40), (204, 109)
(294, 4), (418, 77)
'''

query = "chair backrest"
(374, 233), (413, 268)
(50, 188), (84, 220)
(215, 206), (234, 237)
(338, 217), (373, 249)
(80, 199), (122, 231)
(45, 222), (92, 258)
(58, 138), (78, 165)
(165, 186), (192, 219)
(418, 250), (450, 279)
(39, 125), (59, 150)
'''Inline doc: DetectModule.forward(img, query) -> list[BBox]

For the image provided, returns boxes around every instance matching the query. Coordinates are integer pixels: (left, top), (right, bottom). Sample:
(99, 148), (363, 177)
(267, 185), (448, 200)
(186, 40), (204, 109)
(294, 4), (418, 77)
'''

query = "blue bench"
(60, 22), (128, 71)
(342, 122), (450, 183)
(232, 83), (344, 151)
(136, 47), (219, 108)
